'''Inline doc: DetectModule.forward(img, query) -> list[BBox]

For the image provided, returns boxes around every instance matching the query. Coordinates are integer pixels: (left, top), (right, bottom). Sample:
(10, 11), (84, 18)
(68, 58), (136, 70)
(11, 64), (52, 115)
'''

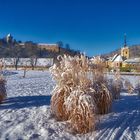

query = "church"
(106, 35), (140, 71)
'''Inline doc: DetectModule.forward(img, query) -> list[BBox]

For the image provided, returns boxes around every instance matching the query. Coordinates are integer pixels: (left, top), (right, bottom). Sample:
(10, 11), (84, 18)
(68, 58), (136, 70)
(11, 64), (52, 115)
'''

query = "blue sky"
(0, 0), (140, 56)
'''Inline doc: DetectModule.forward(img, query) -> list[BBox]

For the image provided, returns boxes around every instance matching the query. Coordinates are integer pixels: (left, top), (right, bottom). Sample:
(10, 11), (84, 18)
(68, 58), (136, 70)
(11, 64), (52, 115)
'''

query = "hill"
(0, 34), (80, 59)
(102, 45), (140, 58)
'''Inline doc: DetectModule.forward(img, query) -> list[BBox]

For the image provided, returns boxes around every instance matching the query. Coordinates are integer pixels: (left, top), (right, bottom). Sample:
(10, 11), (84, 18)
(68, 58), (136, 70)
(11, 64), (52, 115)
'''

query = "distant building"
(121, 46), (129, 59)
(6, 33), (13, 43)
(19, 42), (59, 53)
(106, 34), (140, 71)
(37, 43), (59, 52)
(111, 54), (123, 68)
(121, 34), (130, 59)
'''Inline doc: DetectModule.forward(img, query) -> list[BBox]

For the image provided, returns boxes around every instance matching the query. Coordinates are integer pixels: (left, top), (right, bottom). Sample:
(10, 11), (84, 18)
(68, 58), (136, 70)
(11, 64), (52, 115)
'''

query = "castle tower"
(6, 33), (13, 43)
(121, 34), (129, 59)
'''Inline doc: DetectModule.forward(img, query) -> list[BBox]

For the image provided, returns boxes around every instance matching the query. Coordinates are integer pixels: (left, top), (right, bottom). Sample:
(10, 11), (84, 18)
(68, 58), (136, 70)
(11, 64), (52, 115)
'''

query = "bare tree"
(23, 60), (30, 78)
(13, 45), (22, 70)
(13, 57), (20, 70)
(30, 56), (38, 70)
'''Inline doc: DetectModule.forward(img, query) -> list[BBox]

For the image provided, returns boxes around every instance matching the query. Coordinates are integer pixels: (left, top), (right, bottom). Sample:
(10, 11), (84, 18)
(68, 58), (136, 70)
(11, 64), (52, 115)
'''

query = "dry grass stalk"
(0, 77), (6, 103)
(65, 90), (96, 134)
(93, 83), (112, 114)
(51, 86), (71, 121)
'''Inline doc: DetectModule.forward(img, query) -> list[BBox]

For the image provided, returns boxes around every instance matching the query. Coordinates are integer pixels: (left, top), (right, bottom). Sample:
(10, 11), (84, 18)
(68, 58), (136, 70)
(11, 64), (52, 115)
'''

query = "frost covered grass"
(50, 55), (112, 133)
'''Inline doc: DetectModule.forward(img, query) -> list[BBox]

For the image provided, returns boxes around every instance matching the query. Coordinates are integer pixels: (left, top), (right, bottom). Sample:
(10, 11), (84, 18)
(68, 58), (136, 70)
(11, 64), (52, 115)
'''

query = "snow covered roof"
(1, 58), (54, 67)
(124, 58), (140, 63)
(111, 54), (119, 62)
(114, 55), (123, 62)
(121, 46), (129, 49)
(112, 54), (123, 62)
(38, 43), (58, 46)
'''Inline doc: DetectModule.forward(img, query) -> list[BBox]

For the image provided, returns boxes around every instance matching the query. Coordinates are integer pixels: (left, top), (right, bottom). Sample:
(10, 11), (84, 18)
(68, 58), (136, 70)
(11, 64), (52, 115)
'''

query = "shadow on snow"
(95, 94), (140, 139)
(0, 70), (18, 76)
(0, 95), (51, 110)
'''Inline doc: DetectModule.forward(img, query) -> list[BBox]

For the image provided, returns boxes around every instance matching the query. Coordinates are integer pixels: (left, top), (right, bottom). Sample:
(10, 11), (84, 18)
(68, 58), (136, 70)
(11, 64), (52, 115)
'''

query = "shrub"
(124, 79), (134, 94)
(0, 77), (6, 103)
(120, 67), (131, 72)
(109, 79), (122, 99)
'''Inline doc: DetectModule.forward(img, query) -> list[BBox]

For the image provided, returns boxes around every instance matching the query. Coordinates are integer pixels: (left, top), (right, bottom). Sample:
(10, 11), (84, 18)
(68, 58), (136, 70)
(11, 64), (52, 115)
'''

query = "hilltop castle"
(4, 33), (59, 53)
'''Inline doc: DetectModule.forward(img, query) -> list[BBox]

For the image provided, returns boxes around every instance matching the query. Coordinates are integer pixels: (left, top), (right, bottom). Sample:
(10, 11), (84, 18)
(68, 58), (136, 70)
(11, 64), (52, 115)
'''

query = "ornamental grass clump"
(65, 89), (96, 134)
(91, 56), (112, 114)
(50, 55), (112, 134)
(0, 76), (6, 104)
(93, 83), (112, 114)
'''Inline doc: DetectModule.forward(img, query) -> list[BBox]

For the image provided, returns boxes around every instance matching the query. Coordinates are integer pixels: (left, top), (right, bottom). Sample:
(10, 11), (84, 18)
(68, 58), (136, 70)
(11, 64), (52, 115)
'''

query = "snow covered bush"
(91, 57), (112, 114)
(110, 79), (122, 100)
(0, 76), (6, 103)
(108, 71), (122, 100)
(124, 79), (134, 94)
(50, 55), (112, 133)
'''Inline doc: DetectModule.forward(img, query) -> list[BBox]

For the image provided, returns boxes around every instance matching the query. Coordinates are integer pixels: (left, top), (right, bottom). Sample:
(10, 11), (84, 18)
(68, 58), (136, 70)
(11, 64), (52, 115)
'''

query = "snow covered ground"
(0, 70), (140, 140)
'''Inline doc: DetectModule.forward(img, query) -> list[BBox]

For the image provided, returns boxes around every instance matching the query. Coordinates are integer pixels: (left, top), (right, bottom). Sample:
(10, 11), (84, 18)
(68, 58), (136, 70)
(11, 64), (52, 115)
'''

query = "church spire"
(124, 33), (127, 47)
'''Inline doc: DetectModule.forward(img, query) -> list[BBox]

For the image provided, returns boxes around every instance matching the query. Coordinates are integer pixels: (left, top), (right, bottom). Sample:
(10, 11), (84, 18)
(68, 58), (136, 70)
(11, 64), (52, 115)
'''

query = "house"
(38, 43), (59, 52)
(111, 54), (123, 68)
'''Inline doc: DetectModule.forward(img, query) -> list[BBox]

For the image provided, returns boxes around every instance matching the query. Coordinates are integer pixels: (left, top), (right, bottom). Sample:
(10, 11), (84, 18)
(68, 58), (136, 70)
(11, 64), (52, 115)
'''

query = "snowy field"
(0, 70), (140, 140)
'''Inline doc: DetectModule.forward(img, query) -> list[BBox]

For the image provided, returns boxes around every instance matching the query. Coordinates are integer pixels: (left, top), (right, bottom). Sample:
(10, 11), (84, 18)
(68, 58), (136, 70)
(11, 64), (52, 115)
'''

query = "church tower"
(121, 34), (129, 59)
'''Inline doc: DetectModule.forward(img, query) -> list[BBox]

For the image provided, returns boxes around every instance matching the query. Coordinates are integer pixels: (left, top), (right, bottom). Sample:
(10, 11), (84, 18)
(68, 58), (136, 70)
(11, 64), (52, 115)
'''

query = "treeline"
(0, 36), (80, 58)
